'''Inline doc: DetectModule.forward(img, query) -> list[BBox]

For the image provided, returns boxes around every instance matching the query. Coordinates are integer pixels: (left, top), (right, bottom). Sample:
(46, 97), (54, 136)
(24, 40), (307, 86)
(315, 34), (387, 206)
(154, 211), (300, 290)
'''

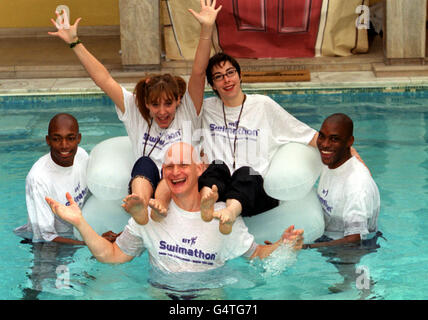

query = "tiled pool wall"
(3, 84), (428, 110)
(0, 93), (114, 109)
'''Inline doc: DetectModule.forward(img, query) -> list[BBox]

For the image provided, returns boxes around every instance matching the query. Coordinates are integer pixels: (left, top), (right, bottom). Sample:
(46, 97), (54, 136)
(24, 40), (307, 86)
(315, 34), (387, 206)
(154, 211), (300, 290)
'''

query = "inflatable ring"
(75, 136), (134, 241)
(246, 142), (325, 243)
(78, 137), (324, 243)
(86, 136), (135, 200)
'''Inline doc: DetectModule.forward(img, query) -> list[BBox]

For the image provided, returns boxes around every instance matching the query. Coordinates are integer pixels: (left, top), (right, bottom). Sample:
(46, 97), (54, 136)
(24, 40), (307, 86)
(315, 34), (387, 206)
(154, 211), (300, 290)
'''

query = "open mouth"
(223, 84), (234, 92)
(171, 178), (186, 185)
(320, 150), (334, 161)
(59, 151), (73, 157)
(156, 115), (171, 127)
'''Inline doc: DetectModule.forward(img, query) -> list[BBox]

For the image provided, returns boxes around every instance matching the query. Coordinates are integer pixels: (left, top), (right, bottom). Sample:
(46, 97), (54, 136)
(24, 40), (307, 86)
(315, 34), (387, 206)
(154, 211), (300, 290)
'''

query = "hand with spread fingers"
(48, 10), (81, 44)
(281, 225), (304, 251)
(45, 192), (84, 228)
(189, 0), (222, 29)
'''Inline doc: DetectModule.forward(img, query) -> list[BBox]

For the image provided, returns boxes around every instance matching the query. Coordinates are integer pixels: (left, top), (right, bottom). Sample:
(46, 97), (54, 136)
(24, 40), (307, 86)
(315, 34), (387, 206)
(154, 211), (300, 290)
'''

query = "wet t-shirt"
(116, 87), (201, 173)
(15, 147), (89, 242)
(201, 94), (316, 176)
(116, 201), (256, 273)
(317, 156), (380, 240)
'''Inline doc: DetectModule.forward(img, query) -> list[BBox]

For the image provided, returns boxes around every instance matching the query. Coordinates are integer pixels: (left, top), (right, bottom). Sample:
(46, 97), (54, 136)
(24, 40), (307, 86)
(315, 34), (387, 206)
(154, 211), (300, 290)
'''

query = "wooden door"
(216, 0), (323, 58)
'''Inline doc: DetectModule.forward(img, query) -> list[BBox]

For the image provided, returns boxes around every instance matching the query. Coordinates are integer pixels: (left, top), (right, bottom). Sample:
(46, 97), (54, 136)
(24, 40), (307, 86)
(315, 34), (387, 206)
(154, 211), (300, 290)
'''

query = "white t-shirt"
(201, 94), (317, 176)
(14, 147), (89, 242)
(116, 200), (256, 273)
(116, 87), (201, 172)
(317, 156), (380, 240)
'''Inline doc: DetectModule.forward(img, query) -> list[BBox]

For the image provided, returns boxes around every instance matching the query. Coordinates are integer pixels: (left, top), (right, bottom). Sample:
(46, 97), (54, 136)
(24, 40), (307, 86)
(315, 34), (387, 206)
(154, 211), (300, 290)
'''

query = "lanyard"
(143, 119), (166, 157)
(222, 95), (246, 170)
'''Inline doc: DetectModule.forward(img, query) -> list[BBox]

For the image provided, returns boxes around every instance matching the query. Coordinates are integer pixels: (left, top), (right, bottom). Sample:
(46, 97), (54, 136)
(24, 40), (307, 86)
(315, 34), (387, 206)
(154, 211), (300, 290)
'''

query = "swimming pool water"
(2, 89), (428, 300)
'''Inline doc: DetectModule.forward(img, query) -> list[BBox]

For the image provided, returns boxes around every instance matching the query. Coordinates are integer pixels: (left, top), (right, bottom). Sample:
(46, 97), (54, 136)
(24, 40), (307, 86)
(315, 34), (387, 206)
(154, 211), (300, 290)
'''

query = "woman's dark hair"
(206, 52), (241, 96)
(134, 74), (187, 124)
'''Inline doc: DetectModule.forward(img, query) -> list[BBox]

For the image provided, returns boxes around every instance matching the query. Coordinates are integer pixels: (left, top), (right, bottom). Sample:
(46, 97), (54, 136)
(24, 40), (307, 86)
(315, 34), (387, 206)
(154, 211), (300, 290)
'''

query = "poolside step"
(0, 64), (121, 79)
(373, 63), (428, 77)
(242, 70), (310, 82)
(0, 65), (170, 84)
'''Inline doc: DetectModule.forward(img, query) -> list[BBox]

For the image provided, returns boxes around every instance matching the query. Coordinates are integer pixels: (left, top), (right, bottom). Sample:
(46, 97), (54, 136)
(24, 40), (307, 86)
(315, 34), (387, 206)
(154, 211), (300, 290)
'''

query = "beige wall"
(385, 0), (426, 59)
(0, 0), (119, 28)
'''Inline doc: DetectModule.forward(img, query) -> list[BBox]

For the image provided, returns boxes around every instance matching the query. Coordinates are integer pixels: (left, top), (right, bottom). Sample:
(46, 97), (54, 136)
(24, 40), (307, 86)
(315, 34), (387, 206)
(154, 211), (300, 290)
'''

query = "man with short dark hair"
(304, 113), (380, 249)
(14, 113), (89, 244)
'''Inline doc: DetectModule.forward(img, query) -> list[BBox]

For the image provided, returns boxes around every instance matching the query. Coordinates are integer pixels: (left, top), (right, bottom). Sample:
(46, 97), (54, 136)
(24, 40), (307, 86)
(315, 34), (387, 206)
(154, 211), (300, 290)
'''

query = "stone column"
(119, 0), (160, 68)
(385, 0), (426, 63)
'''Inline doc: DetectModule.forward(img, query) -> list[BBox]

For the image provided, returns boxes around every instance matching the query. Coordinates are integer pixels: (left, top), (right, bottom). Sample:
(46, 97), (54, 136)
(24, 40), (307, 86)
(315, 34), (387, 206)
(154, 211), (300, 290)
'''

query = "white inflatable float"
(246, 142), (325, 244)
(77, 136), (325, 244)
(74, 137), (133, 240)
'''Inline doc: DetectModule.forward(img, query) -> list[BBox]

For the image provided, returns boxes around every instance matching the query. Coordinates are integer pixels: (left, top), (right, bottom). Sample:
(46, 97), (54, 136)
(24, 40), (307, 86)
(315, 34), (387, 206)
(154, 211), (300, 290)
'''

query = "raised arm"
(250, 225), (304, 260)
(48, 12), (125, 112)
(187, 0), (222, 114)
(45, 193), (133, 264)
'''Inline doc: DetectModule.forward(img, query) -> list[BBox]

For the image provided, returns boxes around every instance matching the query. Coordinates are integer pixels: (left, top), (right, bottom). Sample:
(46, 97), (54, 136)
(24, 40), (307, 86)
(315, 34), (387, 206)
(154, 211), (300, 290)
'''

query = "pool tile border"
(2, 75), (428, 99)
(3, 85), (428, 107)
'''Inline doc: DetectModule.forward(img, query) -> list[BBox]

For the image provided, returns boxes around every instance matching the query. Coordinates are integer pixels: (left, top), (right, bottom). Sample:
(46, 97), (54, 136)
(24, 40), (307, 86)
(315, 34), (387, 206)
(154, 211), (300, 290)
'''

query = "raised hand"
(48, 10), (81, 44)
(188, 0), (222, 27)
(281, 225), (304, 251)
(45, 192), (83, 227)
(122, 194), (149, 225)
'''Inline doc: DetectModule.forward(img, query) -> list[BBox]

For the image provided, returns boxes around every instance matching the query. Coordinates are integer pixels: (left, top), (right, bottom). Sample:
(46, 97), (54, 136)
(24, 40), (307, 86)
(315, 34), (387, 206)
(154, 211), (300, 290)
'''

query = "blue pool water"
(1, 88), (428, 300)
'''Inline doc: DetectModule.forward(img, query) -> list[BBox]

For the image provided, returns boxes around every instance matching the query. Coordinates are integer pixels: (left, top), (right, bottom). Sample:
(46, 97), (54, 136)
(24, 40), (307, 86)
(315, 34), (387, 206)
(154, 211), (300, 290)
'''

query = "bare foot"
(149, 198), (168, 222)
(122, 194), (149, 225)
(200, 185), (218, 222)
(213, 208), (235, 235)
(213, 199), (242, 235)
(219, 222), (233, 235)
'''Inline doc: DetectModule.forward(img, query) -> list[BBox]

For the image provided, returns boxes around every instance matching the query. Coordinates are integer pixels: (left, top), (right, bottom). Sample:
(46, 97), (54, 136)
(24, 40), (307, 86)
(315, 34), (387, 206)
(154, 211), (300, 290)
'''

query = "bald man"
(45, 142), (304, 274)
(14, 113), (89, 244)
(304, 113), (380, 249)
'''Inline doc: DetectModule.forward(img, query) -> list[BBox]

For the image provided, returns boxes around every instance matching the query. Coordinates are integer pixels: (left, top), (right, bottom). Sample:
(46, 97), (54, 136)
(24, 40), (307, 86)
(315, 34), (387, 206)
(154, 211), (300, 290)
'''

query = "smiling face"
(317, 115), (354, 169)
(162, 143), (203, 198)
(135, 74), (186, 128)
(147, 94), (180, 128)
(210, 61), (244, 106)
(46, 114), (81, 167)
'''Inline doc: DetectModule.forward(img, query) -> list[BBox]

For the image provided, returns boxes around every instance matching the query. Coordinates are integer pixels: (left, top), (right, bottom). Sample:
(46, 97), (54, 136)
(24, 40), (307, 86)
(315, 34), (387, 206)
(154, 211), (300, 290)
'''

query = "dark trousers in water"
(21, 241), (79, 300)
(198, 161), (279, 217)
(315, 231), (385, 296)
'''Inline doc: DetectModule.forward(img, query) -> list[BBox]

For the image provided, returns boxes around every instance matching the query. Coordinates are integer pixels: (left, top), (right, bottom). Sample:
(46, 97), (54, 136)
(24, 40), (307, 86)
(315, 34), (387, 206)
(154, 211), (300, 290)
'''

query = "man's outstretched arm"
(46, 192), (133, 264)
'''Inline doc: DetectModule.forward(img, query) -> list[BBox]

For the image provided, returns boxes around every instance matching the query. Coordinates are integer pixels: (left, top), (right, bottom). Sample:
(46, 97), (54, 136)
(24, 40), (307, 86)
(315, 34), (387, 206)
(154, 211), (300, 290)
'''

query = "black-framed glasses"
(212, 68), (237, 82)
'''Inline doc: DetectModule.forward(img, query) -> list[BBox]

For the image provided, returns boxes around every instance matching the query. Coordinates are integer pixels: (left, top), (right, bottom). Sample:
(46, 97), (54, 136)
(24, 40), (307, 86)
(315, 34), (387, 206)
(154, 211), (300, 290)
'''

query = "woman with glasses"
(198, 52), (320, 234)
